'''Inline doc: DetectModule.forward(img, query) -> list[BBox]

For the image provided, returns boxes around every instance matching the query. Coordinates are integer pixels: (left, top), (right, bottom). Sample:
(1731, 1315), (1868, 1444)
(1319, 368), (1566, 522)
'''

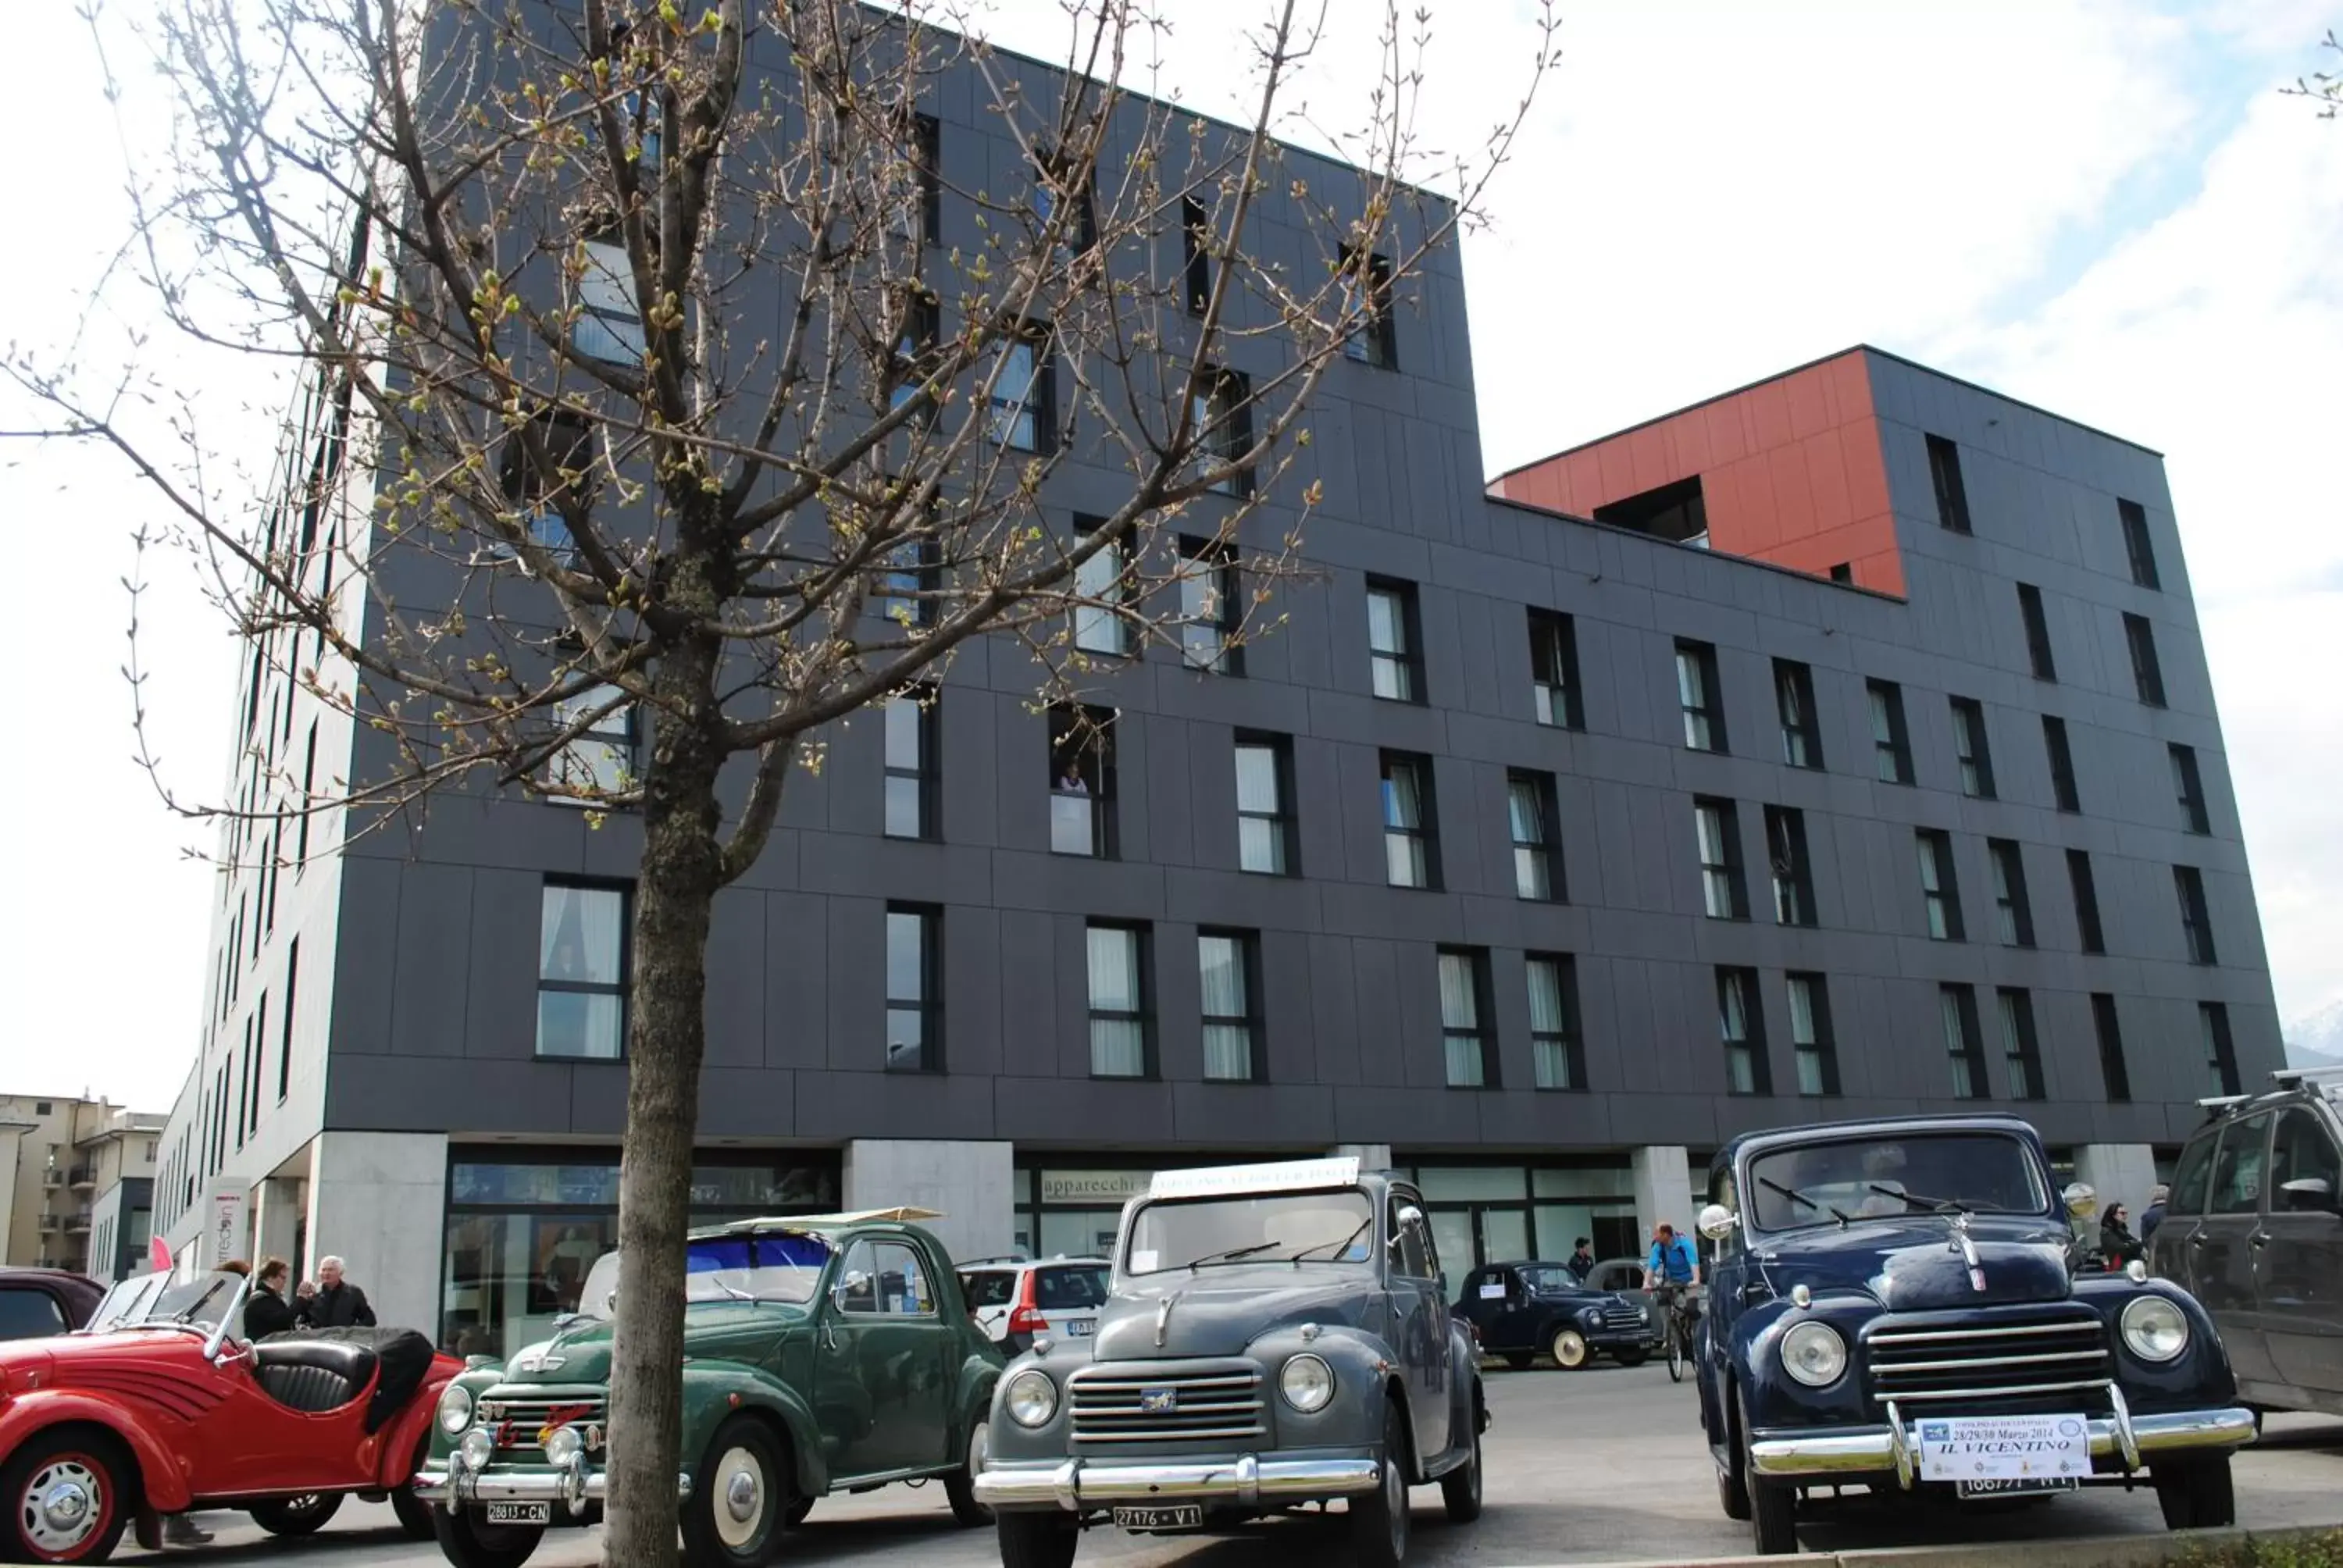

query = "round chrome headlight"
(458, 1426), (495, 1470)
(2121, 1295), (2189, 1363)
(437, 1383), (474, 1435)
(1780, 1320), (1848, 1388)
(543, 1425), (583, 1466)
(1004, 1369), (1059, 1429)
(1279, 1353), (1336, 1413)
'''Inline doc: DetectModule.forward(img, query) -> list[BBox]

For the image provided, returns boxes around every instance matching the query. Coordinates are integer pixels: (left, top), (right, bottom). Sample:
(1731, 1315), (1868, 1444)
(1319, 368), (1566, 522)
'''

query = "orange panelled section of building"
(1491, 351), (1905, 597)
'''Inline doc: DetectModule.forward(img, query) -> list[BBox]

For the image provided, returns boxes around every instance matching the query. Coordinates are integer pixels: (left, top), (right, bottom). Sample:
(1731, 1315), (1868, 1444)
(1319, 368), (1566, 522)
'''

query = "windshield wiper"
(1760, 1175), (1849, 1226)
(1184, 1242), (1283, 1270)
(1870, 1185), (1967, 1217)
(1285, 1218), (1372, 1266)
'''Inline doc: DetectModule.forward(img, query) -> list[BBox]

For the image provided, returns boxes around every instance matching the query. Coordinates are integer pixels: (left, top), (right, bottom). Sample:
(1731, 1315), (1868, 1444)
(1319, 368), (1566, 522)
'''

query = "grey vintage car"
(972, 1158), (1488, 1568)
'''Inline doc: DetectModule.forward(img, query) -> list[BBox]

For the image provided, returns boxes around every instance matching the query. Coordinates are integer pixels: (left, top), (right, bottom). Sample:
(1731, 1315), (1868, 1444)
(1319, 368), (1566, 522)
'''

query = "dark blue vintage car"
(1694, 1114), (2256, 1556)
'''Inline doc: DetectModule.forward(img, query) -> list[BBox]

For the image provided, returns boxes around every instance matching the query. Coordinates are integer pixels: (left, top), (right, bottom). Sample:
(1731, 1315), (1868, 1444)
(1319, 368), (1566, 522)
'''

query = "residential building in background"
(0, 1095), (165, 1279)
(150, 31), (2283, 1356)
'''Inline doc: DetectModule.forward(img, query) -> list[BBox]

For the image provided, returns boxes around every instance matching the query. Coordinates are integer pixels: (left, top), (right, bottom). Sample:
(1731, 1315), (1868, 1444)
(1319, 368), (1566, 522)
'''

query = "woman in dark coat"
(2099, 1203), (2145, 1268)
(244, 1256), (300, 1338)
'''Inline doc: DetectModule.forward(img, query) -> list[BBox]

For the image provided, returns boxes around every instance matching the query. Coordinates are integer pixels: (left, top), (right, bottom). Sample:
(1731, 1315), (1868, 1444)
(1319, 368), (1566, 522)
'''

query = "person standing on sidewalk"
(244, 1256), (299, 1338)
(298, 1256), (378, 1327)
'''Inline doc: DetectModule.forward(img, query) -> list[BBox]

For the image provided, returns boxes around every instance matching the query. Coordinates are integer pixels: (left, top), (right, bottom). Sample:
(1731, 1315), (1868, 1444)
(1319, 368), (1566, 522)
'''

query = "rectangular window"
(876, 535), (940, 627)
(1198, 930), (1263, 1083)
(1438, 949), (1495, 1089)
(1927, 434), (1971, 534)
(1765, 804), (1816, 928)
(886, 288), (942, 415)
(1339, 247), (1397, 369)
(2067, 848), (2106, 954)
(2170, 744), (2210, 834)
(1988, 839), (2035, 947)
(885, 905), (941, 1071)
(546, 684), (635, 800)
(2119, 497), (2159, 590)
(1867, 679), (1913, 784)
(2175, 865), (2216, 964)
(575, 237), (647, 364)
(1234, 735), (1295, 875)
(1917, 829), (1964, 941)
(2200, 1001), (2240, 1096)
(1192, 368), (1254, 497)
(883, 688), (938, 841)
(1787, 973), (1838, 1096)
(236, 1009), (253, 1147)
(1528, 610), (1583, 729)
(1179, 536), (1242, 673)
(1181, 196), (1211, 314)
(1381, 752), (1439, 889)
(1048, 704), (1116, 857)
(297, 722), (317, 864)
(1949, 697), (1995, 798)
(1072, 519), (1126, 657)
(1032, 148), (1097, 251)
(277, 939), (298, 1102)
(2124, 613), (2166, 707)
(2043, 715), (2081, 813)
(2018, 583), (2057, 680)
(537, 882), (628, 1060)
(1366, 579), (1423, 702)
(1527, 955), (1584, 1091)
(2091, 992), (2131, 1102)
(1775, 658), (1821, 768)
(989, 327), (1054, 452)
(911, 112), (941, 244)
(1086, 924), (1151, 1078)
(1675, 640), (1726, 753)
(1507, 769), (1564, 902)
(1718, 968), (1770, 1096)
(1696, 797), (1748, 920)
(1940, 984), (1988, 1099)
(1998, 988), (2045, 1099)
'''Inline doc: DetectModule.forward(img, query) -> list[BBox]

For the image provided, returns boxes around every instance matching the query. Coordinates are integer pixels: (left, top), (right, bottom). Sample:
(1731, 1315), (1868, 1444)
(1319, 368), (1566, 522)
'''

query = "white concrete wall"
(1631, 1144), (1694, 1248)
(2074, 1142), (2159, 1232)
(305, 1130), (448, 1331)
(843, 1139), (1012, 1267)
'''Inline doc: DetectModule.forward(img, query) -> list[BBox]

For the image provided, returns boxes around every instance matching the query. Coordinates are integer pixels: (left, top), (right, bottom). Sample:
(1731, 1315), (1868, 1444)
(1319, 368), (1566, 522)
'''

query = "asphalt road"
(122, 1363), (2343, 1568)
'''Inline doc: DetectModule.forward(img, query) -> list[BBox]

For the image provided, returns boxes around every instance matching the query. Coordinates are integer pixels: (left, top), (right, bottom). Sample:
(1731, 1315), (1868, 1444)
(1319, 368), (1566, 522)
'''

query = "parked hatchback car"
(2153, 1067), (2343, 1420)
(1450, 1260), (1654, 1370)
(961, 1257), (1111, 1352)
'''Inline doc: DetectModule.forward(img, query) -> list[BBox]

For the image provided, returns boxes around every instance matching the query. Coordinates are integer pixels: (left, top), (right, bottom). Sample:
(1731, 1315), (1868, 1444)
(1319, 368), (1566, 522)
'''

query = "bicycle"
(1650, 1281), (1700, 1383)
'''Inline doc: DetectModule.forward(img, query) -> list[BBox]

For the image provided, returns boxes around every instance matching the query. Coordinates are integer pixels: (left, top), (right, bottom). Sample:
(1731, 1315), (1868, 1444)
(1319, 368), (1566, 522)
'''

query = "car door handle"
(2249, 1232), (2271, 1249)
(819, 1317), (839, 1352)
(2188, 1232), (2206, 1246)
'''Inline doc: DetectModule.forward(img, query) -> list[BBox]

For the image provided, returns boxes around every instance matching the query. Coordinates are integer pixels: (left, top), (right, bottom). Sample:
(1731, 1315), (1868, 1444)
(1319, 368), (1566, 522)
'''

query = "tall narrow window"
(1949, 697), (1995, 798)
(1032, 147), (1097, 252)
(498, 409), (592, 565)
(547, 684), (636, 800)
(911, 112), (941, 244)
(1366, 579), (1422, 702)
(2118, 498), (2159, 590)
(537, 882), (628, 1060)
(1179, 537), (1241, 673)
(1786, 973), (1838, 1096)
(1774, 658), (1821, 768)
(1527, 955), (1584, 1091)
(1086, 925), (1150, 1078)
(1198, 930), (1262, 1082)
(1998, 989), (2045, 1099)
(276, 939), (298, 1102)
(1988, 839), (2035, 947)
(1927, 434), (1971, 534)
(2091, 992), (2131, 1103)
(1696, 798), (1748, 920)
(1234, 735), (1294, 875)
(2124, 613), (2166, 707)
(1439, 949), (1495, 1089)
(1339, 247), (1397, 369)
(296, 722), (318, 865)
(1507, 770), (1563, 902)
(2200, 1002), (2240, 1096)
(1072, 519), (1127, 656)
(1867, 679), (1913, 784)
(1917, 829), (1964, 941)
(886, 288), (942, 415)
(1940, 984), (1988, 1099)
(2067, 849), (2106, 954)
(1180, 196), (1211, 314)
(2174, 866), (2216, 964)
(883, 687), (937, 840)
(1382, 752), (1438, 889)
(1765, 805), (1816, 928)
(876, 536), (942, 628)
(2170, 744), (2210, 834)
(1675, 640), (1725, 753)
(989, 327), (1054, 452)
(2043, 715), (2081, 813)
(1718, 968), (1769, 1095)
(1528, 610), (1583, 729)
(1048, 705), (1115, 857)
(2018, 583), (2057, 681)
(1191, 368), (1254, 497)
(575, 235), (647, 364)
(885, 906), (941, 1071)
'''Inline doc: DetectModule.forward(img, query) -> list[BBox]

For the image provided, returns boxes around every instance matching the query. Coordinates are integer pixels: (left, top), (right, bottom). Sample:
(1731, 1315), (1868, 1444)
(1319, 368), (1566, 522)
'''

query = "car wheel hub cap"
(26, 1463), (102, 1551)
(714, 1450), (765, 1545)
(1386, 1456), (1404, 1548)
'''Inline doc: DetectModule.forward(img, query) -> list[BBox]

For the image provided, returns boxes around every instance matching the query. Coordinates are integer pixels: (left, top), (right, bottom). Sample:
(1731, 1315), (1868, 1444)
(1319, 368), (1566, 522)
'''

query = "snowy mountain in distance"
(2284, 997), (2343, 1069)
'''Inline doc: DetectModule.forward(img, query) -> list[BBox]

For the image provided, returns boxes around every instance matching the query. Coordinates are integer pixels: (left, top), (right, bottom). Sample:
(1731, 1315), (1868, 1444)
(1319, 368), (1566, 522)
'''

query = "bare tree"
(9, 0), (1552, 1559)
(2284, 28), (2341, 117)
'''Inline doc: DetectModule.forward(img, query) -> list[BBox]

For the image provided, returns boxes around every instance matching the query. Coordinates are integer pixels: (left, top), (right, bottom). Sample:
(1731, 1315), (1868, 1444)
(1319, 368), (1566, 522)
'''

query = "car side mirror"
(2280, 1177), (2340, 1215)
(1698, 1203), (1738, 1242)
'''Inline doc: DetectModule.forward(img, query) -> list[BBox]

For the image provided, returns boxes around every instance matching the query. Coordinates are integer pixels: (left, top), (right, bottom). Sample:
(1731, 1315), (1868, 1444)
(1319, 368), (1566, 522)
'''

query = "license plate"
(1956, 1477), (2078, 1499)
(1916, 1413), (2091, 1486)
(1112, 1503), (1204, 1532)
(1066, 1320), (1094, 1337)
(484, 1503), (551, 1525)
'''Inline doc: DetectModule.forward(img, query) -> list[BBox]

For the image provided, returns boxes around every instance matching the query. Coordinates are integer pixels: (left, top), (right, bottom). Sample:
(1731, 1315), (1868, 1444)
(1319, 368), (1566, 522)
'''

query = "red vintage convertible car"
(0, 1270), (462, 1562)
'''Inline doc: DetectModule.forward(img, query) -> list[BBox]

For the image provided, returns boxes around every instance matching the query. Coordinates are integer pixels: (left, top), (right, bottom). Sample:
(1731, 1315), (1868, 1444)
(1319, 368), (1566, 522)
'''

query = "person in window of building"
(1565, 1236), (1596, 1284)
(298, 1255), (377, 1327)
(2099, 1203), (2145, 1269)
(1054, 757), (1088, 795)
(244, 1255), (298, 1338)
(2139, 1183), (2170, 1245)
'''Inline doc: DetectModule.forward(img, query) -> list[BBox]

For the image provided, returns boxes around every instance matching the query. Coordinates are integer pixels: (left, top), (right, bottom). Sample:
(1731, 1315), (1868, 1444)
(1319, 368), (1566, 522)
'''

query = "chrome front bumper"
(412, 1457), (692, 1515)
(1749, 1399), (2256, 1484)
(972, 1454), (1382, 1513)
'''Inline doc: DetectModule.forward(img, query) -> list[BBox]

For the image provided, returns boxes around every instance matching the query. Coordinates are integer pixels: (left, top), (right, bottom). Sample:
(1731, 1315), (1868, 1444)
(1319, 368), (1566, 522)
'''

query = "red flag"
(149, 1235), (173, 1274)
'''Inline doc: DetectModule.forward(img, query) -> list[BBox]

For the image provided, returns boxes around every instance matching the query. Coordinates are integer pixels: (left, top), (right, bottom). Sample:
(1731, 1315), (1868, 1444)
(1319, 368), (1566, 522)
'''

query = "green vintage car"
(414, 1208), (1003, 1568)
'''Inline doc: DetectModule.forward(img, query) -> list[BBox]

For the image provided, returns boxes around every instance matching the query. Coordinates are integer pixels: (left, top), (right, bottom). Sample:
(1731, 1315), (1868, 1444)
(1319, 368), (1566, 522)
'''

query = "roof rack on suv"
(2196, 1093), (2252, 1116)
(2273, 1066), (2343, 1086)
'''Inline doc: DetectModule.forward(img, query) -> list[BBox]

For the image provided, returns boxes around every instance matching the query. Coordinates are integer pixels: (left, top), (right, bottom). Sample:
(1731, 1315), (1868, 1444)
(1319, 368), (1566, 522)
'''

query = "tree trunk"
(604, 626), (726, 1568)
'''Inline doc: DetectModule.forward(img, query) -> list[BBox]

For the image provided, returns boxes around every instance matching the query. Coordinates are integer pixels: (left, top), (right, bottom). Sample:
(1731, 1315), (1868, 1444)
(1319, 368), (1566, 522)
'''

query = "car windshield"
(1123, 1189), (1375, 1274)
(1516, 1265), (1580, 1293)
(1034, 1264), (1109, 1310)
(576, 1232), (833, 1319)
(98, 1271), (245, 1334)
(1747, 1133), (2049, 1231)
(86, 1270), (174, 1331)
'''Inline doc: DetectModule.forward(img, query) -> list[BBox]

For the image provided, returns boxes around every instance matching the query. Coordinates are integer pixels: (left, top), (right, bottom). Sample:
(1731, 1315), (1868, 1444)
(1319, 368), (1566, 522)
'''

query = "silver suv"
(959, 1256), (1111, 1352)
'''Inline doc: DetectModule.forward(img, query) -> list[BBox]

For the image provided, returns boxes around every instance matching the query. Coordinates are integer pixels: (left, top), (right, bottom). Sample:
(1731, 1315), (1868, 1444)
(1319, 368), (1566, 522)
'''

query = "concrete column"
(2073, 1142), (2159, 1228)
(305, 1130), (448, 1335)
(843, 1139), (1014, 1267)
(1333, 1144), (1394, 1174)
(1631, 1145), (1694, 1246)
(252, 1171), (307, 1274)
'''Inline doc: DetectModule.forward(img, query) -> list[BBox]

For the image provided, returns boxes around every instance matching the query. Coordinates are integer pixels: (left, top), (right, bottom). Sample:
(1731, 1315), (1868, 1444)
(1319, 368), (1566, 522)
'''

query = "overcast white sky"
(3, 0), (2338, 1107)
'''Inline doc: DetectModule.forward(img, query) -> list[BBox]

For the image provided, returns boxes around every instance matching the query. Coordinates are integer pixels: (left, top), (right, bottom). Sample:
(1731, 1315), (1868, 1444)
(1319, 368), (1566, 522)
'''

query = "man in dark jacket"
(1565, 1238), (1596, 1283)
(298, 1256), (377, 1327)
(244, 1256), (299, 1338)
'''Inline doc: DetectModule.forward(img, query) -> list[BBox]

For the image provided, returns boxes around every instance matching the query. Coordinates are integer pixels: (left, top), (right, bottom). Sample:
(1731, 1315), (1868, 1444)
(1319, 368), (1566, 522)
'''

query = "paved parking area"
(124, 1363), (2343, 1567)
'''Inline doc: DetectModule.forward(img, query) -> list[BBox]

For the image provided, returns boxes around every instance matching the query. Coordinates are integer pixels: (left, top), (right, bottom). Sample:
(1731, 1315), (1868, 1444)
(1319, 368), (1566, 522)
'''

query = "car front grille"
(1863, 1309), (2110, 1415)
(1068, 1362), (1267, 1446)
(1599, 1302), (1648, 1332)
(476, 1388), (610, 1455)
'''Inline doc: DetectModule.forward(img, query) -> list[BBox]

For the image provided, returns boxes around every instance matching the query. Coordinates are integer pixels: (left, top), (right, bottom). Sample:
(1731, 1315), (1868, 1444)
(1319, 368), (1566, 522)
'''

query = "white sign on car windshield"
(1148, 1157), (1360, 1200)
